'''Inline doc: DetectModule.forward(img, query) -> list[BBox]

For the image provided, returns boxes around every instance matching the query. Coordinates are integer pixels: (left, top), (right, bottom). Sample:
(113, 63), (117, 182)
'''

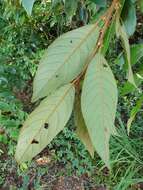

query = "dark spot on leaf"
(56, 75), (58, 78)
(31, 139), (39, 144)
(70, 40), (72, 43)
(44, 123), (49, 129)
(103, 64), (108, 68)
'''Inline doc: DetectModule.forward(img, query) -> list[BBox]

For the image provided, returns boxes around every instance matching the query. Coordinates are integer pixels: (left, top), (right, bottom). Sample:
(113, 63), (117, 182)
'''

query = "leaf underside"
(74, 94), (94, 157)
(81, 53), (118, 167)
(32, 24), (99, 102)
(15, 84), (75, 163)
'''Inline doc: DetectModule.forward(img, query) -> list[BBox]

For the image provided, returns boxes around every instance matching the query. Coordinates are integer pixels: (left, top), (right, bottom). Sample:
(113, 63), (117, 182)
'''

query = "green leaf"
(120, 82), (135, 96)
(65, 0), (77, 17)
(130, 44), (143, 65)
(21, 0), (35, 16)
(116, 43), (143, 95)
(127, 95), (143, 135)
(52, 0), (64, 15)
(119, 74), (142, 96)
(15, 84), (75, 163)
(121, 0), (137, 36)
(101, 19), (115, 55)
(32, 24), (99, 102)
(74, 94), (94, 158)
(138, 0), (143, 13)
(116, 44), (143, 68)
(90, 0), (107, 7)
(116, 18), (136, 87)
(81, 53), (118, 167)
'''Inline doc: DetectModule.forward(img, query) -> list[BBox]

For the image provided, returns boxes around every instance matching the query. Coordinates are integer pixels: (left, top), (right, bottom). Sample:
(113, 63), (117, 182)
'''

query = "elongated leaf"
(15, 84), (75, 163)
(116, 44), (143, 69)
(121, 0), (136, 36)
(127, 95), (143, 135)
(81, 53), (118, 167)
(116, 44), (143, 68)
(101, 19), (115, 55)
(32, 24), (99, 102)
(116, 18), (136, 87)
(21, 0), (35, 16)
(74, 94), (94, 157)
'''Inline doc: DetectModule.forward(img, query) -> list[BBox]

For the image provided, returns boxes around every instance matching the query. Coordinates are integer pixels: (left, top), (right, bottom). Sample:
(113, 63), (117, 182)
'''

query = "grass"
(84, 110), (143, 189)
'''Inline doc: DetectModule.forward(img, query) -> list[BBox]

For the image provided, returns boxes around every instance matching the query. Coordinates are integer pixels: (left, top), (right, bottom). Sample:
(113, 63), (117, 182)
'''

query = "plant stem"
(72, 0), (120, 86)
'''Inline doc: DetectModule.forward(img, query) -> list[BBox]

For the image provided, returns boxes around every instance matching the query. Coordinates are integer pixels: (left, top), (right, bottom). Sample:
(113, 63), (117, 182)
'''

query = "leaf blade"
(15, 84), (75, 163)
(81, 53), (118, 167)
(116, 17), (136, 87)
(121, 0), (136, 36)
(127, 95), (143, 135)
(21, 0), (35, 16)
(32, 24), (99, 102)
(74, 94), (94, 157)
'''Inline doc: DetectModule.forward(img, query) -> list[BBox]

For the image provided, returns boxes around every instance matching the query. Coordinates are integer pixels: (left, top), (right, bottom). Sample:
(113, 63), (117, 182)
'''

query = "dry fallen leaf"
(36, 156), (51, 165)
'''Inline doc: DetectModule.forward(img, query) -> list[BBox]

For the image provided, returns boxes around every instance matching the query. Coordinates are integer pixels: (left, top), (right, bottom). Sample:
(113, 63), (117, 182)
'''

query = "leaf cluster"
(2, 0), (143, 168)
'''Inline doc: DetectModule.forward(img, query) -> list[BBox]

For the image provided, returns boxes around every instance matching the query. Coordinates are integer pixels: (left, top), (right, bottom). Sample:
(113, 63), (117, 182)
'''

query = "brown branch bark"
(72, 0), (120, 86)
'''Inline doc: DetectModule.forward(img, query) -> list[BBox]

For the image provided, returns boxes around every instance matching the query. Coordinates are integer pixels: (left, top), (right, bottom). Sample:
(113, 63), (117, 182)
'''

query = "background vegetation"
(0, 0), (143, 189)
